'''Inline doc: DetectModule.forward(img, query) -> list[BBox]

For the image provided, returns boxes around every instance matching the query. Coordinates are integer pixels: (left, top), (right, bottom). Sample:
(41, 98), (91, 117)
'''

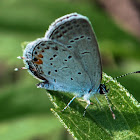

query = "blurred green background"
(0, 0), (140, 140)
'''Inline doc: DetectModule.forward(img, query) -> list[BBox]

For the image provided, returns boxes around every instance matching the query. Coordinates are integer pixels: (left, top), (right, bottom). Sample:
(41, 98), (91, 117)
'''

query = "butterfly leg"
(83, 100), (91, 117)
(94, 95), (102, 109)
(62, 95), (78, 111)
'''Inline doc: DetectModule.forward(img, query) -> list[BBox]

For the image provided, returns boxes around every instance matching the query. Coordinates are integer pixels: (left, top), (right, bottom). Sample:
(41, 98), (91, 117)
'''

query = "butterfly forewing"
(45, 13), (102, 93)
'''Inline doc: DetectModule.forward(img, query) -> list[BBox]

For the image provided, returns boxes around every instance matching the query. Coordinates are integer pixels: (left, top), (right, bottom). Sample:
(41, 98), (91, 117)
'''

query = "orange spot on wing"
(38, 54), (43, 58)
(34, 59), (43, 64)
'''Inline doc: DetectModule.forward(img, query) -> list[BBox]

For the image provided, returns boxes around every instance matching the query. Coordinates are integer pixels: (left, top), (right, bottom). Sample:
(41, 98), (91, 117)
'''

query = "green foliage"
(47, 73), (140, 140)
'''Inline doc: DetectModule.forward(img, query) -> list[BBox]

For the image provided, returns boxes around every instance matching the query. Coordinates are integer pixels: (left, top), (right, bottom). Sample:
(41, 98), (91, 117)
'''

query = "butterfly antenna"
(114, 71), (140, 80)
(104, 70), (140, 119)
(106, 71), (140, 83)
(104, 93), (115, 119)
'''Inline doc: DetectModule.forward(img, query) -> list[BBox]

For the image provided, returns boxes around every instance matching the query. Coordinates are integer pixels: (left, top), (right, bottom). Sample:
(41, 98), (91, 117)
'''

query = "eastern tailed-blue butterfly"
(15, 13), (140, 119)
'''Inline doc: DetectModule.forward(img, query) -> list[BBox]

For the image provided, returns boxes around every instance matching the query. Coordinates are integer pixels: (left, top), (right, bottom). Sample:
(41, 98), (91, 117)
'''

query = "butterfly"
(15, 13), (140, 119)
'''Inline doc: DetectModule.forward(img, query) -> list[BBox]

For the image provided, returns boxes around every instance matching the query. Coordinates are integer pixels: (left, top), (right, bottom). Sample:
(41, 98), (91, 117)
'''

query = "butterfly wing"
(45, 13), (102, 93)
(31, 39), (92, 94)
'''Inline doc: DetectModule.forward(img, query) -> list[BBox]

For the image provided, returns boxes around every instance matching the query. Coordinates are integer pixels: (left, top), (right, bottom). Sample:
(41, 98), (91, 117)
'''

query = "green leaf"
(47, 73), (140, 140)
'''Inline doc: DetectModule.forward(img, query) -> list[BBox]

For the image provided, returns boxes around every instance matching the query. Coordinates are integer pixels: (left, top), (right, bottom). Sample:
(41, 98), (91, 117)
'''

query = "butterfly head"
(98, 83), (109, 95)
